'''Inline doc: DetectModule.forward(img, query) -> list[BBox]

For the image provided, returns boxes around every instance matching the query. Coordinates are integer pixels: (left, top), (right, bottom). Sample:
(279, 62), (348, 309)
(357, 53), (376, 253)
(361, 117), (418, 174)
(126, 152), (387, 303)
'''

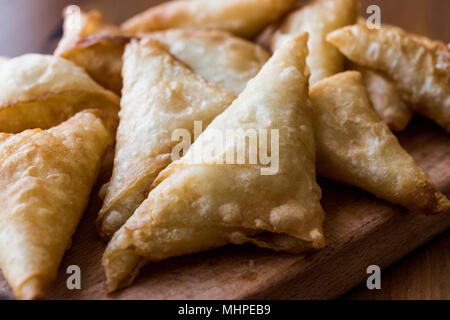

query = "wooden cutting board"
(0, 117), (448, 300)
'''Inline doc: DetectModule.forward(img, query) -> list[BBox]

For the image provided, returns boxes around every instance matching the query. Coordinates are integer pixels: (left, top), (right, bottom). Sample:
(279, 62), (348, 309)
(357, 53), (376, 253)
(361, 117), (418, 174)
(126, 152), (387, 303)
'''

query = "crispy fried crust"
(0, 110), (111, 299)
(272, 0), (358, 85)
(327, 25), (450, 132)
(103, 34), (326, 292)
(97, 39), (236, 240)
(142, 29), (270, 95)
(121, 0), (298, 38)
(0, 54), (120, 134)
(55, 8), (130, 94)
(310, 71), (450, 215)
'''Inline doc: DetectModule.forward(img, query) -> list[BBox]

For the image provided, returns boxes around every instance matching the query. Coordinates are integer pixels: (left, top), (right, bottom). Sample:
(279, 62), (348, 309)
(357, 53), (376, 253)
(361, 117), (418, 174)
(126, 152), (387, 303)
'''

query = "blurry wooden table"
(0, 0), (448, 300)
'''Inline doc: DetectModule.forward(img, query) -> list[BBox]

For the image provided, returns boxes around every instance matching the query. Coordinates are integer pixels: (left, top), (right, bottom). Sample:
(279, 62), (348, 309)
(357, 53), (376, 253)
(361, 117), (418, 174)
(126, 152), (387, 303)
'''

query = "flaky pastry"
(97, 39), (236, 239)
(0, 110), (111, 299)
(103, 34), (326, 292)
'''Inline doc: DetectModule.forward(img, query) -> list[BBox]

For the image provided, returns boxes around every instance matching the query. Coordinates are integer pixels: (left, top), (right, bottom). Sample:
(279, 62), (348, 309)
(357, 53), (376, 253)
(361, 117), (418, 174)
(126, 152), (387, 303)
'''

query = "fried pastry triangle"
(103, 34), (326, 292)
(121, 0), (298, 38)
(0, 54), (120, 133)
(97, 39), (236, 239)
(0, 110), (112, 299)
(310, 71), (450, 215)
(327, 25), (450, 132)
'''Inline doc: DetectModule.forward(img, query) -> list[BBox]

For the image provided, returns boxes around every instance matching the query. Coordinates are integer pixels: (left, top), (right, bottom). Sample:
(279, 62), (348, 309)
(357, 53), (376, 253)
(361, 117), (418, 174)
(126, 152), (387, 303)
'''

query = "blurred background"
(0, 0), (448, 300)
(0, 0), (448, 56)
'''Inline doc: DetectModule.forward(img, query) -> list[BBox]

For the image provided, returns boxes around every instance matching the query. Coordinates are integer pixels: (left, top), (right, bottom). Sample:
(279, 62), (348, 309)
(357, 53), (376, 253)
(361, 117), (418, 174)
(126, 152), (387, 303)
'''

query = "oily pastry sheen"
(0, 110), (111, 299)
(103, 34), (326, 292)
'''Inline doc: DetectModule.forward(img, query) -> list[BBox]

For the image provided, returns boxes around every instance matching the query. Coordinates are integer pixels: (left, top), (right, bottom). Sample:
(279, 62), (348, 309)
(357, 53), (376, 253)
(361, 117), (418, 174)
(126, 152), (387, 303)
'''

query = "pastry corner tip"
(430, 193), (450, 216)
(17, 277), (48, 300)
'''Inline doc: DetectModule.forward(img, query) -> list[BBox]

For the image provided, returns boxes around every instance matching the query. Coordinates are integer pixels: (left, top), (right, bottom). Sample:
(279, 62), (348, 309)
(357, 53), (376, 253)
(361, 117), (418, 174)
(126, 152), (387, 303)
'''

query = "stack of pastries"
(0, 0), (448, 299)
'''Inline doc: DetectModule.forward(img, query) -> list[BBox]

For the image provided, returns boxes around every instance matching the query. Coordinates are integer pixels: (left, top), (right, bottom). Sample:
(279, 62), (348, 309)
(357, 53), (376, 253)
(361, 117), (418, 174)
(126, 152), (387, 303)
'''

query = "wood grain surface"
(0, 0), (448, 300)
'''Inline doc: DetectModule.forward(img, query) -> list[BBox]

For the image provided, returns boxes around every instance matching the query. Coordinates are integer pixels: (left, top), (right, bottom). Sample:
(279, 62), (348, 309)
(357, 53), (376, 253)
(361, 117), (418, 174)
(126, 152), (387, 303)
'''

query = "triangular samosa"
(0, 54), (120, 133)
(0, 110), (112, 299)
(310, 71), (450, 215)
(97, 39), (236, 239)
(143, 29), (270, 95)
(272, 0), (358, 85)
(121, 0), (298, 38)
(327, 25), (450, 132)
(55, 7), (129, 95)
(103, 34), (326, 292)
